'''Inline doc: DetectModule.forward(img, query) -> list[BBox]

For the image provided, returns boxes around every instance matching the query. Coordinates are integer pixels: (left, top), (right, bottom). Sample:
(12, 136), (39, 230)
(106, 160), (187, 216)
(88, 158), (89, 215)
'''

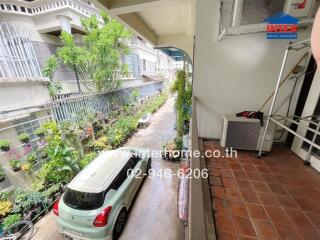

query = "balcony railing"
(0, 0), (102, 21)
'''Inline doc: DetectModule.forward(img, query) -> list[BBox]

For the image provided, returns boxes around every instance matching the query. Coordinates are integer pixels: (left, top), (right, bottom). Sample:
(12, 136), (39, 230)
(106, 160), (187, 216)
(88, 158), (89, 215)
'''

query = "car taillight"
(93, 206), (112, 227)
(53, 198), (60, 216)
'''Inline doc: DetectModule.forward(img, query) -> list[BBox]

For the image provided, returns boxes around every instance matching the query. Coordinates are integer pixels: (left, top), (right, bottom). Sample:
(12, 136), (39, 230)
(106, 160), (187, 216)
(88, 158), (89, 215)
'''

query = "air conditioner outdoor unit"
(221, 115), (275, 152)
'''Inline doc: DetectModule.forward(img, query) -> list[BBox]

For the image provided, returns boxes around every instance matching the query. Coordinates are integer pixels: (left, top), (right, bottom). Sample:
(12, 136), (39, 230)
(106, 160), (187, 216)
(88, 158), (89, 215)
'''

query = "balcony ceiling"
(94, 0), (195, 57)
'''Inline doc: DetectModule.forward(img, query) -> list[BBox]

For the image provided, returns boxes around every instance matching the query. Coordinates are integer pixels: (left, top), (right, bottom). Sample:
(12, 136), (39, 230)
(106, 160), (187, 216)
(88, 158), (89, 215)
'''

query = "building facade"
(0, 0), (177, 192)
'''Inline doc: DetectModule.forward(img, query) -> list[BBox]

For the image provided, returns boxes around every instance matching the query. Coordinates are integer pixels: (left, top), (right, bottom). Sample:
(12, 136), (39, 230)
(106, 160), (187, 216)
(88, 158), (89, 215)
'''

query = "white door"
(291, 70), (320, 172)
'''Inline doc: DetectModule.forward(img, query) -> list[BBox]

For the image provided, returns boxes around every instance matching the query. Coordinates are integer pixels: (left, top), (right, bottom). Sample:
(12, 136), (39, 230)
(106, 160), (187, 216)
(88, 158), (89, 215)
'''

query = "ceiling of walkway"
(94, 0), (195, 56)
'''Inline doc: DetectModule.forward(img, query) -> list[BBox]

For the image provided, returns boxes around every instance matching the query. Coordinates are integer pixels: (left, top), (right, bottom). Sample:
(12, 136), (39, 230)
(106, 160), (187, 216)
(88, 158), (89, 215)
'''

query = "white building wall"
(193, 0), (311, 139)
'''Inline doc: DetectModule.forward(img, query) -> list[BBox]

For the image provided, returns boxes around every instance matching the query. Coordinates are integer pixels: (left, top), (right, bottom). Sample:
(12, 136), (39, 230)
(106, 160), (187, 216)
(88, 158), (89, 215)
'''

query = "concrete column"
(56, 15), (72, 33)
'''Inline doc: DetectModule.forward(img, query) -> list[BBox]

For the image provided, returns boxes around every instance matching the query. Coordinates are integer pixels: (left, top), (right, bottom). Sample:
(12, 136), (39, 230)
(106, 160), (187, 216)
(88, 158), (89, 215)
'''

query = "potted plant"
(34, 127), (45, 137)
(0, 193), (12, 221)
(0, 166), (5, 183)
(40, 150), (48, 159)
(43, 184), (61, 206)
(18, 133), (30, 144)
(2, 214), (21, 230)
(161, 139), (182, 161)
(12, 189), (45, 219)
(21, 163), (32, 172)
(27, 152), (37, 164)
(9, 160), (21, 172)
(0, 140), (10, 152)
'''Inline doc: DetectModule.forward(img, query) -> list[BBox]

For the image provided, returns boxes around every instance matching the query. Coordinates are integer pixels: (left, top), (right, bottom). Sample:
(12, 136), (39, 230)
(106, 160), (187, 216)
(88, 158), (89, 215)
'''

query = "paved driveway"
(32, 97), (185, 240)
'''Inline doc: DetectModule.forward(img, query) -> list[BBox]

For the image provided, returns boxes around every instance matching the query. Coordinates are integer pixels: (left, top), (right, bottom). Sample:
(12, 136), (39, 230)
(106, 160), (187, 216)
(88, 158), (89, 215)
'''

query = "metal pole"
(289, 38), (310, 47)
(305, 121), (320, 166)
(258, 47), (290, 157)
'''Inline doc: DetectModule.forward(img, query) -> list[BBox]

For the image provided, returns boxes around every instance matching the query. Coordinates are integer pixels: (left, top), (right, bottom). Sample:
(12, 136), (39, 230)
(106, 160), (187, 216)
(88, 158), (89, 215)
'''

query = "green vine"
(171, 69), (192, 142)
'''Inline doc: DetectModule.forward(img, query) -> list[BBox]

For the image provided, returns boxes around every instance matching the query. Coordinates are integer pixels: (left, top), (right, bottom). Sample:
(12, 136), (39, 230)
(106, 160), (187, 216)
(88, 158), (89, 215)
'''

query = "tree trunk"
(74, 64), (81, 93)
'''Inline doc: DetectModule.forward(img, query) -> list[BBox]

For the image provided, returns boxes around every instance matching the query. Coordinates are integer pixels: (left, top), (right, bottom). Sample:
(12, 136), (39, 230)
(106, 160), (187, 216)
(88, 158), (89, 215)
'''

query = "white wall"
(0, 14), (60, 44)
(193, 0), (312, 139)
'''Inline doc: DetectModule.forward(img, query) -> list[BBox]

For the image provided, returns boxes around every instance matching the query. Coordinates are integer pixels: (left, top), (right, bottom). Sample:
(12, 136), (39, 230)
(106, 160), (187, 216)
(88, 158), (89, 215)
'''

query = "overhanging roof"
(93, 0), (195, 59)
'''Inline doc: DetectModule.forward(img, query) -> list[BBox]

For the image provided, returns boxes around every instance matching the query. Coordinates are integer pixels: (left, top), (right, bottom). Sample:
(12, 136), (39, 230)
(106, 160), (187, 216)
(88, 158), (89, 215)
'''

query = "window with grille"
(13, 114), (40, 142)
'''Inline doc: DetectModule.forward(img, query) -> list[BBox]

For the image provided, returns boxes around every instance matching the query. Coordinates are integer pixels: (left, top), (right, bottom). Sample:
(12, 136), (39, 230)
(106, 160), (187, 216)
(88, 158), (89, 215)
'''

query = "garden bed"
(0, 91), (169, 230)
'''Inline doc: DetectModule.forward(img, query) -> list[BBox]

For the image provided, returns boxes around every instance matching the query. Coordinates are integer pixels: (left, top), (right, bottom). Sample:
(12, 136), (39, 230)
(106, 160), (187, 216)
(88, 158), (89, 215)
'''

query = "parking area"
(32, 97), (185, 240)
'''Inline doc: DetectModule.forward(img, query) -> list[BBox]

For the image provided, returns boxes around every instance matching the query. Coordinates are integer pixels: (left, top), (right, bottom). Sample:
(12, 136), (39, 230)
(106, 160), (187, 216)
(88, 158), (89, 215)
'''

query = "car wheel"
(113, 209), (128, 240)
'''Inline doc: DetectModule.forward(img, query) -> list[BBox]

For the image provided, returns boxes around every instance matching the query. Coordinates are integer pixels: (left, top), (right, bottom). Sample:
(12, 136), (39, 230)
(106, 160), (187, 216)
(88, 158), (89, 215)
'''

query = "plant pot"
(12, 167), (21, 172)
(32, 205), (42, 215)
(0, 175), (5, 183)
(54, 191), (61, 199)
(0, 146), (9, 152)
(46, 197), (53, 206)
(36, 133), (45, 138)
(23, 211), (32, 221)
(21, 138), (29, 144)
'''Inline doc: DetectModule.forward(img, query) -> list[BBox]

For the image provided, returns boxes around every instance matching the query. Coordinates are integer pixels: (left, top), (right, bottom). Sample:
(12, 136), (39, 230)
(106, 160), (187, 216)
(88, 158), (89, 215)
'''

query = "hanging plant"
(34, 127), (45, 137)
(18, 133), (30, 144)
(0, 140), (10, 152)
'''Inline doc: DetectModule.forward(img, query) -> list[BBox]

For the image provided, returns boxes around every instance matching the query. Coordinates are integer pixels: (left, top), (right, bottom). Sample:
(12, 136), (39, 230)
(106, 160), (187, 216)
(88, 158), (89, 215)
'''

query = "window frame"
(109, 156), (141, 190)
(219, 0), (316, 39)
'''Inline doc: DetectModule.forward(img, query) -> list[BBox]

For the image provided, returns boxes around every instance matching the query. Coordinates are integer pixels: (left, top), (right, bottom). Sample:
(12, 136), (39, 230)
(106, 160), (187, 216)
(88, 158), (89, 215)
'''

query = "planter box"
(12, 167), (21, 172)
(0, 146), (9, 152)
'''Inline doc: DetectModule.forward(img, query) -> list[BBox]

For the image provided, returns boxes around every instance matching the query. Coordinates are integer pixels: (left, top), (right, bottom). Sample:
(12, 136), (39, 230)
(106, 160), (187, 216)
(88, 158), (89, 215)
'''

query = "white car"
(54, 147), (151, 240)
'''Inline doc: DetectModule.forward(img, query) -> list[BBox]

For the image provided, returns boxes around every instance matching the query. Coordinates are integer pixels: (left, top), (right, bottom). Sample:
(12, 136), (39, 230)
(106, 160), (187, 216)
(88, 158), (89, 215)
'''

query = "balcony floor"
(204, 141), (320, 240)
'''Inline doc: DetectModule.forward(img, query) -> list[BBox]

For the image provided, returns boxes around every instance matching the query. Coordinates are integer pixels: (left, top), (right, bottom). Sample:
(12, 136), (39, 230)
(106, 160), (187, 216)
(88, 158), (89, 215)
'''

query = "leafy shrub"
(42, 184), (61, 198)
(31, 180), (46, 192)
(9, 160), (21, 170)
(93, 140), (107, 151)
(0, 200), (12, 217)
(12, 189), (45, 213)
(107, 116), (138, 148)
(79, 152), (98, 169)
(2, 214), (22, 229)
(0, 193), (12, 218)
(34, 127), (45, 136)
(138, 92), (168, 117)
(27, 152), (37, 164)
(38, 145), (79, 185)
(0, 192), (8, 201)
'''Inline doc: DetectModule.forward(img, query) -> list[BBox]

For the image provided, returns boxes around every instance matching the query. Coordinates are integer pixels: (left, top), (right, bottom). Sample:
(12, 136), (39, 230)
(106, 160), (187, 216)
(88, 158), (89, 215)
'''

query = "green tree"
(81, 12), (131, 91)
(57, 31), (85, 93)
(56, 12), (131, 92)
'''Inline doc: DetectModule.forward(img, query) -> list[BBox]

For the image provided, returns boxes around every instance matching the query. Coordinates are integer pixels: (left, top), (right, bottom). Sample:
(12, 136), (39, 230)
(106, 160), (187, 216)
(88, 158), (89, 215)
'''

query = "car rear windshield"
(63, 188), (104, 210)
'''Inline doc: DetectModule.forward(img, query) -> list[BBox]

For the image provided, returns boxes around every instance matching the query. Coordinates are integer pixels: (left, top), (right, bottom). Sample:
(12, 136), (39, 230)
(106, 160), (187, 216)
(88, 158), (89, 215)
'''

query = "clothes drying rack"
(258, 39), (320, 165)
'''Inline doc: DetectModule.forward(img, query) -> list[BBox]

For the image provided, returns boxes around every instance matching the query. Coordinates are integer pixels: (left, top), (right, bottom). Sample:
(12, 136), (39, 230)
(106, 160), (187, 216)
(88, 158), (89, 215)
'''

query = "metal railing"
(51, 92), (112, 123)
(0, 22), (42, 79)
(0, 0), (102, 21)
(50, 83), (164, 123)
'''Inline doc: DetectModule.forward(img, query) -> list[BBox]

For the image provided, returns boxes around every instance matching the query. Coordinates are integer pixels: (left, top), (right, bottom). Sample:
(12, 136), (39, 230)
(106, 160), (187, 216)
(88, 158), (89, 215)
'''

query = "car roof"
(68, 149), (132, 193)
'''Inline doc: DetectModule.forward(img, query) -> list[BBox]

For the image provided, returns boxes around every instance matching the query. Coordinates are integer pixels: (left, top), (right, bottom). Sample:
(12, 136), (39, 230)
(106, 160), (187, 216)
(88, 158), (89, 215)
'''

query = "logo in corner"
(264, 13), (300, 40)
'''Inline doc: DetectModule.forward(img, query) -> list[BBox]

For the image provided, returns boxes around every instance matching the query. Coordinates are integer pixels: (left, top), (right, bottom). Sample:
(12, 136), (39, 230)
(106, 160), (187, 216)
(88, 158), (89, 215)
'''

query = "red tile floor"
(205, 141), (320, 240)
